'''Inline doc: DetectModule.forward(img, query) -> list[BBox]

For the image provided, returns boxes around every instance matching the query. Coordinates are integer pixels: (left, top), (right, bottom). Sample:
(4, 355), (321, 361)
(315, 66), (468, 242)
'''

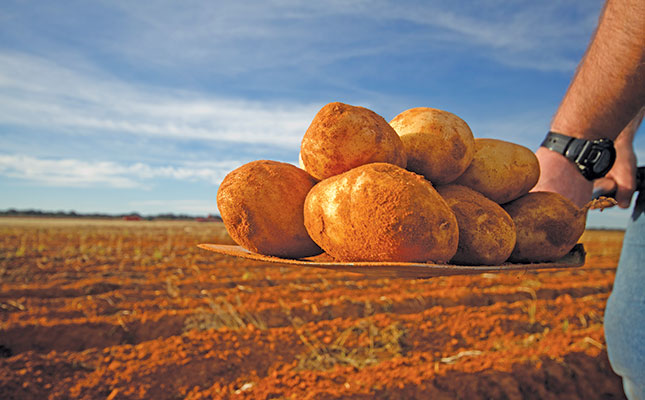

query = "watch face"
(577, 140), (616, 180)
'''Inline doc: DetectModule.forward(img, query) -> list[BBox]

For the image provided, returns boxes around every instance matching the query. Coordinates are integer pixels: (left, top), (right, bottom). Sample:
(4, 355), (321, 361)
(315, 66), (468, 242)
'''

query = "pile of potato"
(217, 102), (587, 265)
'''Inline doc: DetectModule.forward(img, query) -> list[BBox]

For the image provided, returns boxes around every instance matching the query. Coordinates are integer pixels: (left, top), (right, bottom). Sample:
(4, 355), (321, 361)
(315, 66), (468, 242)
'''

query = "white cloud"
(0, 154), (243, 188)
(0, 51), (319, 147)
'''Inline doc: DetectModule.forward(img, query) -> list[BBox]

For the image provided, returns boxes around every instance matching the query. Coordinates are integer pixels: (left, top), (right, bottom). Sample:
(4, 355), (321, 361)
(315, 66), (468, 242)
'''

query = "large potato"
(454, 138), (540, 204)
(217, 160), (322, 258)
(304, 163), (458, 263)
(503, 191), (586, 262)
(437, 184), (516, 265)
(390, 107), (475, 185)
(300, 102), (407, 180)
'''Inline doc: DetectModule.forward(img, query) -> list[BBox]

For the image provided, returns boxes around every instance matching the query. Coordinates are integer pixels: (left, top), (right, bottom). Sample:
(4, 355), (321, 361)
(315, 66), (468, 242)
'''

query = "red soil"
(0, 218), (626, 399)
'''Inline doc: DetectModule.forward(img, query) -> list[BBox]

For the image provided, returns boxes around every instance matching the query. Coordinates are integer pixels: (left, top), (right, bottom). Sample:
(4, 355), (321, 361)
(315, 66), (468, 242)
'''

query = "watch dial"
(593, 150), (611, 173)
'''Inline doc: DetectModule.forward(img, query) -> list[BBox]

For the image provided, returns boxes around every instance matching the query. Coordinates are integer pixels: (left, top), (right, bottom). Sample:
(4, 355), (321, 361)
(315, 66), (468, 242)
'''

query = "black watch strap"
(541, 131), (574, 155)
(541, 131), (616, 180)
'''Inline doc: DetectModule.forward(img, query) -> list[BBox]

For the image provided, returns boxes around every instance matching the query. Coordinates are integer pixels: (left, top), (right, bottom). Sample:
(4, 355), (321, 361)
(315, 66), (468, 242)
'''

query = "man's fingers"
(614, 185), (636, 208)
(592, 177), (634, 208)
(592, 177), (617, 197)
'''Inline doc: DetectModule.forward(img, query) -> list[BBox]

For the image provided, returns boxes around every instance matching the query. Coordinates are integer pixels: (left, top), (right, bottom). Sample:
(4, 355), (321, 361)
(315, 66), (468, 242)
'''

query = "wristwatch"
(540, 131), (616, 180)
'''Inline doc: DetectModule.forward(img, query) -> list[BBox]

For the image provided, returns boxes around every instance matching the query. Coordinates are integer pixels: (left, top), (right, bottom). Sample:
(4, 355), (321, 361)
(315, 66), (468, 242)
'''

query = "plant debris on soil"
(0, 218), (627, 399)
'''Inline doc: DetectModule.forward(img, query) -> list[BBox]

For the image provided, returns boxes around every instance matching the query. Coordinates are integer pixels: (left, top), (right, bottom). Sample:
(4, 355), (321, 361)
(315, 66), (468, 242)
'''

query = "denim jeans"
(604, 191), (645, 400)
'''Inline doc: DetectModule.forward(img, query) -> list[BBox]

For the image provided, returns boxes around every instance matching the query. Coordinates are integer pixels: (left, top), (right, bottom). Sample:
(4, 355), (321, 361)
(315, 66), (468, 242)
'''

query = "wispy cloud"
(2, 1), (603, 84)
(97, 0), (602, 73)
(0, 154), (244, 188)
(0, 51), (320, 148)
(381, 1), (600, 71)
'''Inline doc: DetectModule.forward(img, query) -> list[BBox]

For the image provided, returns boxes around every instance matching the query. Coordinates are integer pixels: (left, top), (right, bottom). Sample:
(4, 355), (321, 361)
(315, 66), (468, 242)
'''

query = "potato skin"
(454, 138), (540, 204)
(437, 184), (516, 265)
(304, 163), (458, 263)
(390, 107), (475, 185)
(217, 160), (322, 258)
(300, 102), (407, 180)
(503, 191), (585, 262)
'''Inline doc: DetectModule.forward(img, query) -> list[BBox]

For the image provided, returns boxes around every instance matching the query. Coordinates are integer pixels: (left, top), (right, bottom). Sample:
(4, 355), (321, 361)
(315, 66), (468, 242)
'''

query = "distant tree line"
(0, 208), (222, 221)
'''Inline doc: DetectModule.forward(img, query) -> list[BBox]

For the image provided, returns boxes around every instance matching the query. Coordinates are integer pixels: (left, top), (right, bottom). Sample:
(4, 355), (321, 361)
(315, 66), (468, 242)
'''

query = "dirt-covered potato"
(217, 160), (322, 258)
(503, 191), (586, 262)
(300, 102), (407, 180)
(390, 107), (475, 185)
(304, 163), (458, 263)
(454, 138), (540, 204)
(437, 184), (516, 265)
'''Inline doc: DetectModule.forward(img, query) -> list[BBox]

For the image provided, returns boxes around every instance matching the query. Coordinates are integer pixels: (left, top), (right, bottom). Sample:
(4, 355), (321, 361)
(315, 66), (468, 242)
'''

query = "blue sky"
(0, 0), (642, 228)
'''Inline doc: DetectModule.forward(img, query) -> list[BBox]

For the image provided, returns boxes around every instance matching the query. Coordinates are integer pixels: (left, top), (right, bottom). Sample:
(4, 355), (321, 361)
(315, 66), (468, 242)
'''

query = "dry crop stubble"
(0, 218), (628, 399)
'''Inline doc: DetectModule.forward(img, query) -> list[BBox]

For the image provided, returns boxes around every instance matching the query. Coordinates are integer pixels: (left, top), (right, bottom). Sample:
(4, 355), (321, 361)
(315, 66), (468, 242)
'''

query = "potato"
(503, 191), (586, 262)
(454, 138), (540, 204)
(298, 152), (305, 170)
(300, 102), (407, 180)
(390, 107), (475, 185)
(304, 162), (458, 263)
(437, 184), (516, 265)
(217, 160), (322, 258)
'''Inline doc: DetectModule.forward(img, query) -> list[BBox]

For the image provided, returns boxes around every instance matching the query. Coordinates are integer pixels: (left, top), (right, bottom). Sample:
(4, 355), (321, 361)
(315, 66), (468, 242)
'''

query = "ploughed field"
(0, 218), (626, 399)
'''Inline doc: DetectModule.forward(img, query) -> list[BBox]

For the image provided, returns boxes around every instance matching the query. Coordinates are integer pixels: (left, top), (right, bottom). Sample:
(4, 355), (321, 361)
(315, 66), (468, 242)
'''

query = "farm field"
(0, 217), (627, 399)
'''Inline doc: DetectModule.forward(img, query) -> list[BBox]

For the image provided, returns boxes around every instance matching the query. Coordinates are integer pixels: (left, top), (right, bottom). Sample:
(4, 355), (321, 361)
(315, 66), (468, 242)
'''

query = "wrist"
(536, 147), (589, 181)
(534, 147), (593, 208)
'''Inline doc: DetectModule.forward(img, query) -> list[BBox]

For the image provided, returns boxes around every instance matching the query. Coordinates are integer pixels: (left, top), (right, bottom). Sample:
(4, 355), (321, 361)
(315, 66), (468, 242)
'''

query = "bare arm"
(551, 0), (645, 140)
(534, 0), (645, 208)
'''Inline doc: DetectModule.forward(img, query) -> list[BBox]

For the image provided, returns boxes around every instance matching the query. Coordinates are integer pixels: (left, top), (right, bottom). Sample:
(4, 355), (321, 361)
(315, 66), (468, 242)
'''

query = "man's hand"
(532, 147), (593, 208)
(593, 136), (637, 208)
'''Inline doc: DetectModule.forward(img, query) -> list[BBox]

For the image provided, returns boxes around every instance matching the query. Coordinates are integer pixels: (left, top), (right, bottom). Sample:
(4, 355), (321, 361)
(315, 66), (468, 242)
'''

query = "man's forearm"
(551, 0), (645, 140)
(614, 107), (644, 147)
